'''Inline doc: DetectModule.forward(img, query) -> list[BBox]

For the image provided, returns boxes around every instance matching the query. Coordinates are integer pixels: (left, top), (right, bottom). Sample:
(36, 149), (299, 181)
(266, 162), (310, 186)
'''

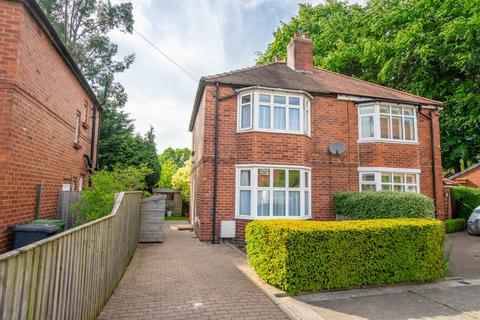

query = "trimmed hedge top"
(246, 219), (446, 294)
(333, 191), (435, 219)
(247, 218), (439, 232)
(246, 219), (445, 294)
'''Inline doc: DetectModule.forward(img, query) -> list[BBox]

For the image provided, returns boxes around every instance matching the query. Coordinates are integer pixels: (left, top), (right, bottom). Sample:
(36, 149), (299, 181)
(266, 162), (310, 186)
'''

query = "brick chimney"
(286, 32), (313, 72)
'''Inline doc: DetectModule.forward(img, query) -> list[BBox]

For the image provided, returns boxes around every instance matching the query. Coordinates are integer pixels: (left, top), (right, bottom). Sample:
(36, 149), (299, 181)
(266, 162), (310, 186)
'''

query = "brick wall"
(0, 2), (99, 252)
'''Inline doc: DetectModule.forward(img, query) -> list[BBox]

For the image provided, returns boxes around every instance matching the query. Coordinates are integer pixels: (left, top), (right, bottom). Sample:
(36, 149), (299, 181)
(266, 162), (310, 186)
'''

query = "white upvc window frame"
(74, 112), (81, 143)
(238, 92), (253, 131)
(357, 102), (418, 143)
(235, 164), (311, 220)
(358, 167), (421, 193)
(237, 87), (311, 137)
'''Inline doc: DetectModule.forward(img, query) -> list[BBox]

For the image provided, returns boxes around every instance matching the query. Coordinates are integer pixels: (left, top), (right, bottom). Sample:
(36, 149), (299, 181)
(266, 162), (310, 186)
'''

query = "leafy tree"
(71, 165), (152, 224)
(171, 160), (191, 202)
(157, 148), (191, 188)
(37, 0), (134, 93)
(158, 147), (191, 168)
(257, 0), (480, 172)
(158, 160), (178, 188)
(99, 126), (161, 191)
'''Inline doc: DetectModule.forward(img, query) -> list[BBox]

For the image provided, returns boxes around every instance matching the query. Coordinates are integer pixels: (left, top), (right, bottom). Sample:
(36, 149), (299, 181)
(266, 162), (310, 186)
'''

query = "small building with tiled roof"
(446, 163), (480, 188)
(189, 32), (445, 243)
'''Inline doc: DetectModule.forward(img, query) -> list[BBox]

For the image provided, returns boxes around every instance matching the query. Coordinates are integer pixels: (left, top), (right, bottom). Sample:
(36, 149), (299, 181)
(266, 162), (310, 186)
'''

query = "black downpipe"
(212, 82), (220, 243)
(418, 106), (438, 218)
(90, 105), (97, 171)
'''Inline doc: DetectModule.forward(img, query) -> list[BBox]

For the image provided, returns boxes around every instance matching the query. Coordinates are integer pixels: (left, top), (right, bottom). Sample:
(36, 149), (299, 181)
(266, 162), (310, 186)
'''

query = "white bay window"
(237, 88), (311, 136)
(236, 165), (311, 219)
(358, 102), (417, 142)
(358, 167), (420, 193)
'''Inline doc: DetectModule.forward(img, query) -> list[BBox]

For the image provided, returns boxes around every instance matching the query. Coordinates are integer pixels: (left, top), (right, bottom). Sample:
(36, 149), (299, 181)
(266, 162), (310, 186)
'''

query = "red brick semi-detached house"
(0, 0), (101, 252)
(189, 32), (444, 243)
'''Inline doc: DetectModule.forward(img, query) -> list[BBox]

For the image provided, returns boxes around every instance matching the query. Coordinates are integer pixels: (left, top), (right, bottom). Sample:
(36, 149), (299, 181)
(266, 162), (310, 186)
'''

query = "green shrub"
(450, 186), (480, 220)
(445, 218), (466, 233)
(333, 191), (434, 219)
(71, 165), (152, 225)
(246, 219), (446, 294)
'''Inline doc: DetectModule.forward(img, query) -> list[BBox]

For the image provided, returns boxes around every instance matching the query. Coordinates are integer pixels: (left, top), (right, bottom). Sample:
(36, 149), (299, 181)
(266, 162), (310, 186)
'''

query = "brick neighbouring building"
(0, 0), (101, 252)
(446, 163), (480, 188)
(188, 32), (445, 243)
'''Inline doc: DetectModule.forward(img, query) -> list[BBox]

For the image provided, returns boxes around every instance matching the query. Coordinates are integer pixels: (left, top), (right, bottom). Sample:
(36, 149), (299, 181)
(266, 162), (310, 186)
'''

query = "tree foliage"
(158, 147), (191, 168)
(258, 0), (480, 172)
(38, 0), (135, 93)
(71, 165), (152, 224)
(157, 148), (191, 188)
(171, 160), (191, 202)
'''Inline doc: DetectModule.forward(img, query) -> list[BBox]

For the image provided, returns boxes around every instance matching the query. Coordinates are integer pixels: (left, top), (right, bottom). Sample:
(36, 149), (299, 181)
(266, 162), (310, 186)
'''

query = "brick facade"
(0, 1), (100, 252)
(190, 34), (444, 242)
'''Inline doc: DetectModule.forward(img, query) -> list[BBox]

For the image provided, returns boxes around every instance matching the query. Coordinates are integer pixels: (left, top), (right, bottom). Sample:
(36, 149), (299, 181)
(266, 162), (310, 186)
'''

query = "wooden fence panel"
(0, 191), (142, 320)
(57, 191), (82, 228)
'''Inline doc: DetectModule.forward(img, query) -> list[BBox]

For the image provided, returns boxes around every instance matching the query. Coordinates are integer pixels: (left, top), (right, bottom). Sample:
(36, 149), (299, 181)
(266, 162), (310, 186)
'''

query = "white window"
(358, 103), (417, 142)
(358, 167), (420, 192)
(235, 165), (311, 219)
(237, 88), (311, 135)
(239, 93), (253, 130)
(303, 98), (311, 135)
(79, 175), (84, 191)
(82, 103), (88, 124)
(74, 112), (81, 143)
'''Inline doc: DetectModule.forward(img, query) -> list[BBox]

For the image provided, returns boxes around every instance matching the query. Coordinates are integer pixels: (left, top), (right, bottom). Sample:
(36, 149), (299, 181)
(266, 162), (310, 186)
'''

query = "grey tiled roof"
(449, 163), (480, 180)
(189, 62), (442, 131)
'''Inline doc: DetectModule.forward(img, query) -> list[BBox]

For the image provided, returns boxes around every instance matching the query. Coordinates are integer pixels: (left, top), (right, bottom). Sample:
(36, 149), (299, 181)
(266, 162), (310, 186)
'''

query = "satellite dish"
(329, 142), (346, 155)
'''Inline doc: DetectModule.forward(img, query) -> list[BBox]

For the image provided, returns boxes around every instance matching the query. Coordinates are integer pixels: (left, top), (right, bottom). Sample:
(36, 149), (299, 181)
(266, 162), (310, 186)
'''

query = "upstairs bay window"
(237, 88), (311, 135)
(236, 165), (311, 219)
(358, 103), (417, 142)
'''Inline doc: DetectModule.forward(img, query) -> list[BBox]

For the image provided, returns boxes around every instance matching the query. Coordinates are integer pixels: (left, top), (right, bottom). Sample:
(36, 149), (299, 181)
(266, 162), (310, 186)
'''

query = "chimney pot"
(286, 31), (313, 72)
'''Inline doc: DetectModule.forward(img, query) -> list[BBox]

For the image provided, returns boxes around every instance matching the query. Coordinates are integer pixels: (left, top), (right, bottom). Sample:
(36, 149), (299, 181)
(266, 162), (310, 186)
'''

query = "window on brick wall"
(358, 103), (417, 142)
(74, 112), (81, 143)
(358, 167), (420, 192)
(236, 165), (311, 219)
(237, 88), (311, 136)
(82, 103), (88, 124)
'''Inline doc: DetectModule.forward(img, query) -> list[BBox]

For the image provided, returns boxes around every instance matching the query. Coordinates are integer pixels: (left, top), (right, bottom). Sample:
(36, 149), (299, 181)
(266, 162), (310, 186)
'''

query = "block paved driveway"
(446, 231), (480, 278)
(98, 221), (288, 320)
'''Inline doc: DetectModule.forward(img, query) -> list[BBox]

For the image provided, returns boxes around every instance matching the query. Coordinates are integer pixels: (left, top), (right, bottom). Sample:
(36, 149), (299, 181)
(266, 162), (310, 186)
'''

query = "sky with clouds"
(110, 0), (364, 153)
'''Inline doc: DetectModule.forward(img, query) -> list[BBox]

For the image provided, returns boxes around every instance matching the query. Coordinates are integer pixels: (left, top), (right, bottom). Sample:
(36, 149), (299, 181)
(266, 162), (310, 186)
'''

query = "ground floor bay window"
(236, 165), (311, 219)
(358, 167), (420, 192)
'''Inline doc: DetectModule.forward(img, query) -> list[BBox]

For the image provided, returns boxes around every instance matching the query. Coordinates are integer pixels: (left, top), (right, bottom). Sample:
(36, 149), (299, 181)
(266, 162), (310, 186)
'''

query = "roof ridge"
(204, 61), (286, 80)
(312, 66), (442, 105)
(449, 162), (480, 180)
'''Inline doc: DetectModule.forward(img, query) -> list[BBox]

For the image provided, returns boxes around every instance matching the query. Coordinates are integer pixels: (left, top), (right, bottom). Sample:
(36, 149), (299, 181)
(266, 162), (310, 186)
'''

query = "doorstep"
(177, 224), (194, 231)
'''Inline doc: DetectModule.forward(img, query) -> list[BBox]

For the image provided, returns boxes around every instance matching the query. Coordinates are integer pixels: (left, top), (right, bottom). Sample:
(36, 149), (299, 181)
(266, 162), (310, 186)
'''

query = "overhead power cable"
(134, 28), (198, 82)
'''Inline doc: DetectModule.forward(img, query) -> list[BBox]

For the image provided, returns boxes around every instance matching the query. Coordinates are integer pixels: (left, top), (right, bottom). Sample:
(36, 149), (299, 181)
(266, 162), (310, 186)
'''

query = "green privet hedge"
(333, 191), (435, 219)
(445, 218), (466, 234)
(450, 186), (480, 220)
(246, 219), (446, 294)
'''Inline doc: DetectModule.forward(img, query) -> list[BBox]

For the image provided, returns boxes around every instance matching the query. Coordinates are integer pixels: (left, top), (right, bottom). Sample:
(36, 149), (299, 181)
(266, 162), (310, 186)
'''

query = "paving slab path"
(98, 221), (288, 320)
